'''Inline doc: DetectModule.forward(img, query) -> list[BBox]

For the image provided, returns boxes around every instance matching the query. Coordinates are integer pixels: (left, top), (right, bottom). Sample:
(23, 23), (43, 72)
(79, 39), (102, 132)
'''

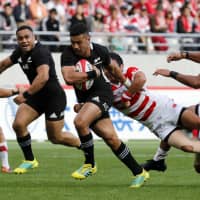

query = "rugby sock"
(0, 142), (10, 169)
(17, 133), (34, 161)
(113, 142), (142, 176)
(79, 133), (95, 167)
(153, 147), (168, 161)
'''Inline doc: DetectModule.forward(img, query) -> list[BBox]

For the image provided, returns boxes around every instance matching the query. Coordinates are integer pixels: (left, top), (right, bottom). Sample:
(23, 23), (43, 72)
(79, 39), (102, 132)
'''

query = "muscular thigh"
(75, 102), (102, 125)
(14, 103), (39, 126)
(46, 119), (64, 138)
(167, 129), (194, 149)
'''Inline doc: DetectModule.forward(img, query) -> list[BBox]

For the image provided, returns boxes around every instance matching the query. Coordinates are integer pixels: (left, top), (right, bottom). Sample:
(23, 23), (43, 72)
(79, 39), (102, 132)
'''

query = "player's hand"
(13, 94), (26, 105)
(121, 91), (132, 108)
(74, 103), (84, 113)
(153, 69), (170, 77)
(92, 65), (100, 78)
(167, 52), (182, 63)
(18, 86), (27, 93)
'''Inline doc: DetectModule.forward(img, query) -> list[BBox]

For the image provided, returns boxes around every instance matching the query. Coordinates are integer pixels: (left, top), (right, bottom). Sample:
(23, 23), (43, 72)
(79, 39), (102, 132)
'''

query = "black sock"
(17, 134), (34, 161)
(79, 133), (94, 167)
(113, 142), (143, 176)
(195, 104), (200, 116)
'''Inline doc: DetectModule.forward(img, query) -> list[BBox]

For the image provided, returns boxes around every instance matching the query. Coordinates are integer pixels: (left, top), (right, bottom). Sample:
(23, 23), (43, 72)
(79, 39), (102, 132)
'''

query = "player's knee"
(74, 117), (87, 130)
(48, 135), (60, 144)
(12, 121), (24, 133)
(180, 145), (194, 152)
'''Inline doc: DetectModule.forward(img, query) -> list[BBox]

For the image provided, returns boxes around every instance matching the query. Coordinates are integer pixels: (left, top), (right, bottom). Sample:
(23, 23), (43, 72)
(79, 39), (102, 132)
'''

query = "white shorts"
(143, 98), (184, 140)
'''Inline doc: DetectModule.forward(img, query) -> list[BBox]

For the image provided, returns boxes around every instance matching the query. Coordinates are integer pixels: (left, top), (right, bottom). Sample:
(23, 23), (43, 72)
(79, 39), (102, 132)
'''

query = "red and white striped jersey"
(111, 66), (168, 122)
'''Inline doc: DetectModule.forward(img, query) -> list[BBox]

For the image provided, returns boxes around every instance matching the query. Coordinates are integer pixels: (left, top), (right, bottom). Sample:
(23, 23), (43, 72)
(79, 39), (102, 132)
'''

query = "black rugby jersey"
(61, 43), (113, 102)
(10, 42), (58, 85)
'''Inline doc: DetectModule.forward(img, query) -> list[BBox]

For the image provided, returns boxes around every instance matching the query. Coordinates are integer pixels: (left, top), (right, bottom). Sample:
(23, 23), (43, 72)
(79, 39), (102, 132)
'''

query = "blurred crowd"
(0, 0), (200, 52)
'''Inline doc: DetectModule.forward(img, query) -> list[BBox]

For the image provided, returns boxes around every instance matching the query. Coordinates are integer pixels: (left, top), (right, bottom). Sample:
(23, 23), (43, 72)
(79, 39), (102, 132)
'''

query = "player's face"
(70, 34), (90, 57)
(16, 29), (35, 52)
(104, 59), (122, 84)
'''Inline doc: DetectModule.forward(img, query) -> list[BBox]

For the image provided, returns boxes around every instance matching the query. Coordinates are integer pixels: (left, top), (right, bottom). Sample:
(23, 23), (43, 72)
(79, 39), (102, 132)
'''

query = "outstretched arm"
(167, 51), (200, 63)
(0, 87), (19, 98)
(0, 57), (13, 73)
(153, 68), (200, 89)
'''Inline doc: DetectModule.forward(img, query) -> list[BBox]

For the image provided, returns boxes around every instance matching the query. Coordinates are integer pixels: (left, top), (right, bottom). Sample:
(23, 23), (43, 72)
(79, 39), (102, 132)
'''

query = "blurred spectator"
(177, 4), (195, 51)
(95, 0), (110, 17)
(165, 10), (176, 32)
(91, 8), (108, 46)
(119, 3), (131, 29)
(0, 2), (17, 50)
(81, 0), (96, 32)
(39, 8), (60, 52)
(13, 0), (32, 26)
(29, 0), (48, 29)
(104, 5), (123, 32)
(68, 3), (88, 30)
(46, 0), (66, 31)
(150, 4), (168, 51)
(92, 8), (106, 32)
(193, 9), (200, 50)
(129, 6), (151, 52)
(104, 5), (125, 51)
(133, 0), (155, 15)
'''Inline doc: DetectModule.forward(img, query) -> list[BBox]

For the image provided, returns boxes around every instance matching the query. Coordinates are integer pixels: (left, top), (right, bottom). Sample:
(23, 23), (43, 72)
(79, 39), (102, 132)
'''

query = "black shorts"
(86, 93), (113, 121)
(25, 86), (66, 121)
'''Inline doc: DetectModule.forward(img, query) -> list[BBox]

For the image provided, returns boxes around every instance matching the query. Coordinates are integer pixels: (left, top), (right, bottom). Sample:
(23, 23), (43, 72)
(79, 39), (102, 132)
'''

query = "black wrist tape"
(23, 91), (31, 99)
(87, 70), (97, 79)
(12, 90), (19, 95)
(170, 71), (179, 79)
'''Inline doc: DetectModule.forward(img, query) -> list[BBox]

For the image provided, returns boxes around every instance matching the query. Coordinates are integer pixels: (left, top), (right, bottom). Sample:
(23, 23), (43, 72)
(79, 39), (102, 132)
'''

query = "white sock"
(153, 147), (168, 161)
(0, 142), (10, 169)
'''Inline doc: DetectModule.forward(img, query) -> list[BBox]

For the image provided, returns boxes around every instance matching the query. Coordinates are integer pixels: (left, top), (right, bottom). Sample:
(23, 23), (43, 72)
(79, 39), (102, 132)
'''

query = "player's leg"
(45, 119), (81, 148)
(141, 140), (169, 172)
(167, 129), (200, 153)
(187, 104), (200, 172)
(12, 103), (39, 174)
(0, 127), (11, 173)
(92, 118), (149, 188)
(72, 102), (102, 179)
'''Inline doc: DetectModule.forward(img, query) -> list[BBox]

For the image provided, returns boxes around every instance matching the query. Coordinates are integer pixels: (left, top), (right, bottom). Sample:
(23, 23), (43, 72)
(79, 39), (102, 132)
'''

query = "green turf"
(0, 140), (199, 200)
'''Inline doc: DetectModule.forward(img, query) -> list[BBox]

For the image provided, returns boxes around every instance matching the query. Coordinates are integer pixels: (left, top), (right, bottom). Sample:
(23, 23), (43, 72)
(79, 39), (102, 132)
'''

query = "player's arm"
(167, 51), (200, 63)
(61, 65), (100, 85)
(127, 71), (146, 94)
(0, 87), (19, 98)
(153, 68), (200, 89)
(14, 64), (49, 104)
(26, 64), (49, 94)
(0, 57), (13, 73)
(121, 70), (146, 107)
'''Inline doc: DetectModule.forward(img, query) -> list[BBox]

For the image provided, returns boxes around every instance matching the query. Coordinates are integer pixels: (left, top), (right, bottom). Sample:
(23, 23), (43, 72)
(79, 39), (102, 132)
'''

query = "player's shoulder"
(61, 45), (74, 56)
(92, 43), (108, 54)
(32, 42), (50, 55)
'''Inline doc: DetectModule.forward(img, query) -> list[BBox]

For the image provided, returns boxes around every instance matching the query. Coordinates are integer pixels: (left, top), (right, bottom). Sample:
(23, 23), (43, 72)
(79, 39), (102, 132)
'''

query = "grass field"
(0, 140), (200, 200)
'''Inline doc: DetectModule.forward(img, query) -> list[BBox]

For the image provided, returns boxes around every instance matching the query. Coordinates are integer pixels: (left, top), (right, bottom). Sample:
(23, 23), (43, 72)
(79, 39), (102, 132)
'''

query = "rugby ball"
(74, 59), (94, 91)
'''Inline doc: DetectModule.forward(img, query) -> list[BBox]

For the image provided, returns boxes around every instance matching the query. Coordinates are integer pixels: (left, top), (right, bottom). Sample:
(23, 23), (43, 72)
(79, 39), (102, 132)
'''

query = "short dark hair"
(69, 23), (88, 36)
(109, 52), (123, 66)
(16, 25), (33, 34)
